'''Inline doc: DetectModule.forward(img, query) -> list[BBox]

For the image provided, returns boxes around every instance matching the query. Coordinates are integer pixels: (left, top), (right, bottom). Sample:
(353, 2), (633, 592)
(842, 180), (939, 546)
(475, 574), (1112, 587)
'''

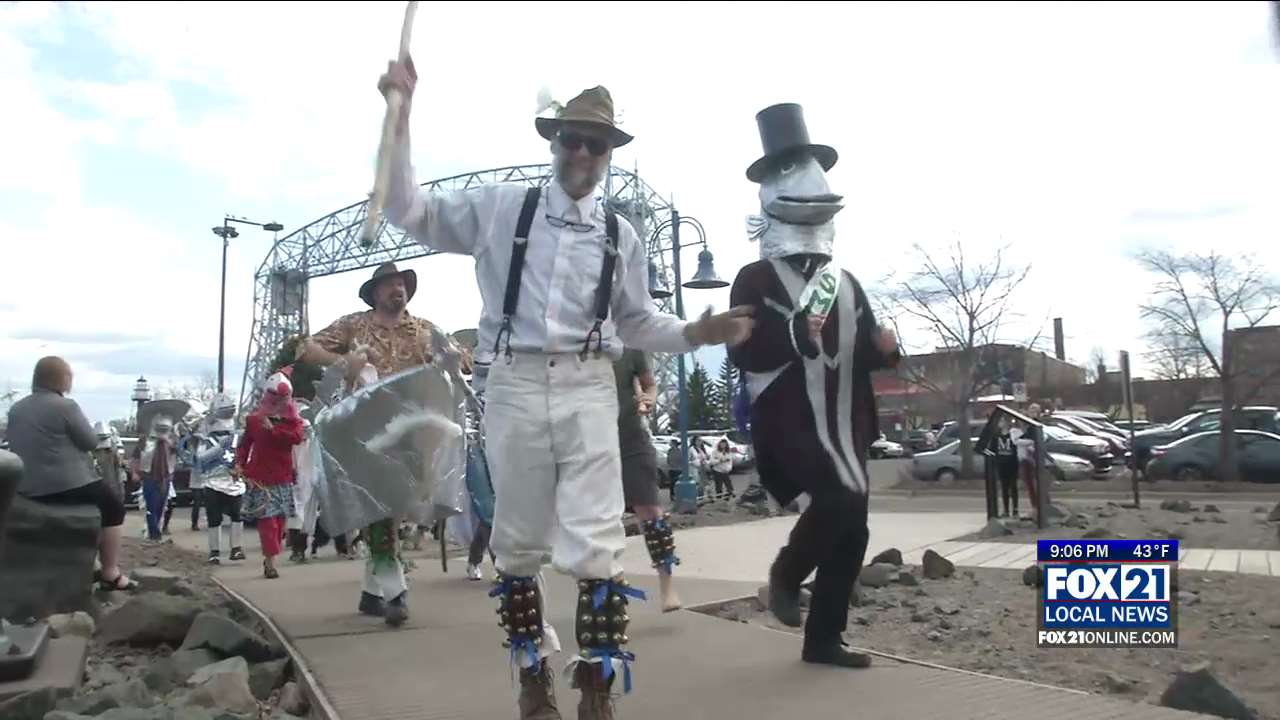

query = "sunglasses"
(558, 131), (609, 157)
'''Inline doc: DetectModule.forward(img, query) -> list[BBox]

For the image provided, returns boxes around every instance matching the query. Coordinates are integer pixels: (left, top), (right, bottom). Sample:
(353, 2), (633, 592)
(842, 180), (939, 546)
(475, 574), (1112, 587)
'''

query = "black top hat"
(746, 103), (838, 183)
(358, 262), (418, 308)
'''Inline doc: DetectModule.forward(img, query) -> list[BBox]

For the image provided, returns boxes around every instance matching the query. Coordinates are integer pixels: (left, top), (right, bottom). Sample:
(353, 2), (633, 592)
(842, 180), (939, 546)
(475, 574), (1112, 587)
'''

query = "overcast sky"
(2, 1), (1278, 424)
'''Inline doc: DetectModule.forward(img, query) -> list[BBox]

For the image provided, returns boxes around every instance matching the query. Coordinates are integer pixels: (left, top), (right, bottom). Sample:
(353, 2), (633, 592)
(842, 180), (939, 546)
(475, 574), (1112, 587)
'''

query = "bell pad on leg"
(573, 577), (646, 694)
(490, 575), (544, 666)
(642, 515), (679, 571)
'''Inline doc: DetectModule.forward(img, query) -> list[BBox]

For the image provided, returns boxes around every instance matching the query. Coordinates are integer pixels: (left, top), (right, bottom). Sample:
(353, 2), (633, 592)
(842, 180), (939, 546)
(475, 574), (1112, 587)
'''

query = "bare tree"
(1137, 250), (1280, 481)
(879, 241), (1032, 478)
(162, 372), (219, 406)
(1142, 326), (1212, 381)
(1084, 346), (1107, 384)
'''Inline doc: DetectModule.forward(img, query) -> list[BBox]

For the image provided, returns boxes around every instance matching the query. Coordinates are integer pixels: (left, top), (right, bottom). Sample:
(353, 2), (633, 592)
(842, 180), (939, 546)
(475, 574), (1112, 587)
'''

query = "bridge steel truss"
(240, 164), (686, 430)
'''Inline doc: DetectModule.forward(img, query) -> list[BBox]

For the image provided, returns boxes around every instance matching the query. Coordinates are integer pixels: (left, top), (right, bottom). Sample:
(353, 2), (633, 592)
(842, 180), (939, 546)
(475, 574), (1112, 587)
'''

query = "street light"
(213, 216), (284, 394)
(648, 208), (729, 513)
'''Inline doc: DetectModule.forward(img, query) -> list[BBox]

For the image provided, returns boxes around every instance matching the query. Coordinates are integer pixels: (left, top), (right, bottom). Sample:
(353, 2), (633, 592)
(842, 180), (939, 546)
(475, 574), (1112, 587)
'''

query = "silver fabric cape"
(310, 329), (471, 536)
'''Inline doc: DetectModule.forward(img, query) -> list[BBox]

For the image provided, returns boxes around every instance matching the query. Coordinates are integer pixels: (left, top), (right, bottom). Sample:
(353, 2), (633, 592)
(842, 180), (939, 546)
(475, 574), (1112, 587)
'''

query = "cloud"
(8, 329), (150, 345)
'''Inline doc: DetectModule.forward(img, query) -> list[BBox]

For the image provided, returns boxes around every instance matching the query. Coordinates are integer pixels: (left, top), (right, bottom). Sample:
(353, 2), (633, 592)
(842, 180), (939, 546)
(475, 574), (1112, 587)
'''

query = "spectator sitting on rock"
(5, 356), (138, 591)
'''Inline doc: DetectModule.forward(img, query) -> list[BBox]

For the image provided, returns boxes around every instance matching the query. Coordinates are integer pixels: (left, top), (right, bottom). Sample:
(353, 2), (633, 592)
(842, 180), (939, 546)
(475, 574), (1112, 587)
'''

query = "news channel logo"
(1036, 539), (1179, 649)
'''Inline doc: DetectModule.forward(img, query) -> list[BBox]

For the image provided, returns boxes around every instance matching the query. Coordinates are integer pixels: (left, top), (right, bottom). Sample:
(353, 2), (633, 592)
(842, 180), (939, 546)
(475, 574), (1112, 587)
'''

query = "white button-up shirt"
(385, 136), (694, 365)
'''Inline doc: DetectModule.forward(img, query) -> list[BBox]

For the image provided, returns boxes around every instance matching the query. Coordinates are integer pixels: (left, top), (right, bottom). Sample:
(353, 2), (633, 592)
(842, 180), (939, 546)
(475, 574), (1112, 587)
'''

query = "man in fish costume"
(728, 103), (900, 669)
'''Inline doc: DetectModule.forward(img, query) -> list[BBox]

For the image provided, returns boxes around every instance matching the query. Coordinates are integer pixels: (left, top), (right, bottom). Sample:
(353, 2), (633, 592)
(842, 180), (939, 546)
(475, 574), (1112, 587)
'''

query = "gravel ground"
(703, 567), (1280, 720)
(891, 464), (1280, 497)
(952, 500), (1280, 549)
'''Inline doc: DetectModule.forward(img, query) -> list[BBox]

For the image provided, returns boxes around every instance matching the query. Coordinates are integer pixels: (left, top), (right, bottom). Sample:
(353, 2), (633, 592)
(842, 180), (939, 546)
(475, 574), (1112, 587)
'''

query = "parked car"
(653, 432), (753, 473)
(1056, 410), (1128, 437)
(1044, 413), (1131, 461)
(1146, 429), (1280, 483)
(1040, 425), (1115, 475)
(1133, 407), (1280, 471)
(1112, 419), (1152, 433)
(905, 429), (938, 453)
(910, 439), (1093, 483)
(869, 435), (906, 459)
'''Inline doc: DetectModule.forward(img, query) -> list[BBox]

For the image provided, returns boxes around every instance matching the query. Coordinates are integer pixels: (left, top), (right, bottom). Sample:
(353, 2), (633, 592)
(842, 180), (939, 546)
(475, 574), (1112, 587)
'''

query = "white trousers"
(484, 353), (625, 580)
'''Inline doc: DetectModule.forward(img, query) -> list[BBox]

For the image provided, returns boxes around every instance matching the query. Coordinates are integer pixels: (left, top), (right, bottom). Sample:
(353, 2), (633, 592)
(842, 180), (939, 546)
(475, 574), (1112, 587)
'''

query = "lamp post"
(212, 216), (283, 394)
(648, 208), (728, 513)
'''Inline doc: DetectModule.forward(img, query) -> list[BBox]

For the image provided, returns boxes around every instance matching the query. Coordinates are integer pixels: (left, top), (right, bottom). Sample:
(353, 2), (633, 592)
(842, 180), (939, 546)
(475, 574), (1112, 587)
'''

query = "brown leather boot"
(573, 662), (615, 720)
(518, 660), (561, 720)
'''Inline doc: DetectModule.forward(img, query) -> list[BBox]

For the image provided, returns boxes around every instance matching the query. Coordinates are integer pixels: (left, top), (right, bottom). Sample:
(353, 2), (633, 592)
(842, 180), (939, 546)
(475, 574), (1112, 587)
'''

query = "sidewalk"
(919, 541), (1280, 576)
(144, 514), (1211, 720)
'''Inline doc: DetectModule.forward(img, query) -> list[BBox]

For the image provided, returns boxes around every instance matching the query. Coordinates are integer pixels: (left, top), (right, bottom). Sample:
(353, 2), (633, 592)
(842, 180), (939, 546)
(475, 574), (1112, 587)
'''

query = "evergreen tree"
(715, 357), (739, 428)
(686, 360), (717, 430)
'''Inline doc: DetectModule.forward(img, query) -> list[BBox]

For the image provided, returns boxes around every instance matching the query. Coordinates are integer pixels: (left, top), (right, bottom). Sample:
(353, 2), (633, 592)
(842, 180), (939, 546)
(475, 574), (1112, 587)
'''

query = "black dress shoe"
(768, 562), (804, 628)
(358, 592), (386, 617)
(802, 643), (873, 668)
(385, 593), (409, 627)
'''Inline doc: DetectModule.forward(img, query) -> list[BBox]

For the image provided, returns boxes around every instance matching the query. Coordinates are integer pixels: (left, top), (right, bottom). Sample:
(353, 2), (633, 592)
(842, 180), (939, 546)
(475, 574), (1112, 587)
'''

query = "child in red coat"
(235, 370), (305, 578)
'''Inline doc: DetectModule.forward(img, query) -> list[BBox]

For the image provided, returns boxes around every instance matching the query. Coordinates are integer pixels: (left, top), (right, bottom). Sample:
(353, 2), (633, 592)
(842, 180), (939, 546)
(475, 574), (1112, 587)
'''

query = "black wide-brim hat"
(535, 86), (634, 148)
(359, 262), (417, 308)
(746, 103), (838, 183)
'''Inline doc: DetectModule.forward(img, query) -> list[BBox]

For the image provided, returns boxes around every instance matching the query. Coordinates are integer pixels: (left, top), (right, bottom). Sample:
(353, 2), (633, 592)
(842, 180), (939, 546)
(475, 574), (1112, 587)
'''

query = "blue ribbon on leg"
(589, 648), (636, 694)
(591, 580), (647, 610)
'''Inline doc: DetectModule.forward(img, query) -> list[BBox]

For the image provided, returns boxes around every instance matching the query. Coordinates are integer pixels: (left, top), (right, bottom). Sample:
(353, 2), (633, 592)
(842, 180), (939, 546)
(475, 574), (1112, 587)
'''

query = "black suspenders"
(492, 186), (620, 362)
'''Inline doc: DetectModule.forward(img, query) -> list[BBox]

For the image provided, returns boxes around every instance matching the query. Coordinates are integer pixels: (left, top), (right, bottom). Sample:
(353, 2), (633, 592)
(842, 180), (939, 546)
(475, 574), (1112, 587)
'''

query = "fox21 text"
(1038, 630), (1177, 648)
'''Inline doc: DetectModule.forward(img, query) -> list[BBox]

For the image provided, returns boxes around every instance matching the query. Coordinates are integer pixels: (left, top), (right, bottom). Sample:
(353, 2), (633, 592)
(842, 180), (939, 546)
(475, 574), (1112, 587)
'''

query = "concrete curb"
(213, 576), (341, 720)
(686, 593), (1096, 697)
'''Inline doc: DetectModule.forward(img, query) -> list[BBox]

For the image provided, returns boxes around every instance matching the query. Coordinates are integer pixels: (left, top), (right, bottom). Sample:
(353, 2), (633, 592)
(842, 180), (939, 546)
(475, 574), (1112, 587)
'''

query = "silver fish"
(748, 152), (843, 260)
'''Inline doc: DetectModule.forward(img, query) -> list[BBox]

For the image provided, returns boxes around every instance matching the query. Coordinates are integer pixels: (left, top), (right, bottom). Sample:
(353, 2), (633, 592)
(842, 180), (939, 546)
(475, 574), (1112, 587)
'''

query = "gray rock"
(926, 630), (943, 642)
(914, 587), (929, 597)
(1167, 529), (1186, 541)
(1253, 505), (1270, 514)
(858, 563), (898, 588)
(1161, 499), (1194, 513)
(869, 548), (904, 567)
(1081, 528), (1110, 539)
(1158, 662), (1257, 720)
(1192, 516), (1206, 523)
(1097, 506), (1119, 518)
(1211, 515), (1228, 525)
(143, 649), (221, 695)
(180, 613), (282, 663)
(187, 657), (249, 687)
(132, 569), (181, 594)
(978, 519), (1013, 539)
(0, 688), (58, 720)
(249, 659), (290, 702)
(876, 597), (899, 610)
(922, 550), (955, 579)
(1103, 672), (1135, 693)
(94, 709), (169, 720)
(184, 659), (258, 716)
(46, 612), (96, 640)
(166, 581), (196, 599)
(1267, 502), (1280, 522)
(934, 602), (960, 616)
(276, 682), (309, 717)
(910, 612), (927, 623)
(42, 712), (94, 720)
(55, 680), (154, 716)
(938, 618), (954, 631)
(895, 570), (919, 586)
(85, 663), (129, 690)
(99, 595), (204, 647)
(853, 615), (870, 626)
(1043, 503), (1071, 519)
(1203, 504), (1220, 513)
(1178, 591), (1200, 606)
(0, 497), (100, 620)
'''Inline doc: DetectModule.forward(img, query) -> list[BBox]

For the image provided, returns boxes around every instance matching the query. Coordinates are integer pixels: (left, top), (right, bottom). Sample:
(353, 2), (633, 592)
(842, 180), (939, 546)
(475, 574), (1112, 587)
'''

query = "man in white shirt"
(378, 58), (752, 720)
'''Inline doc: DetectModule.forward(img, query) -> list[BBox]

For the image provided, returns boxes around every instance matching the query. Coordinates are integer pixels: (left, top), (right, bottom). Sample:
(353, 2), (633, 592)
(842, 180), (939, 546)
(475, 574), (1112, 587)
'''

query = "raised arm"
(378, 57), (489, 256)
